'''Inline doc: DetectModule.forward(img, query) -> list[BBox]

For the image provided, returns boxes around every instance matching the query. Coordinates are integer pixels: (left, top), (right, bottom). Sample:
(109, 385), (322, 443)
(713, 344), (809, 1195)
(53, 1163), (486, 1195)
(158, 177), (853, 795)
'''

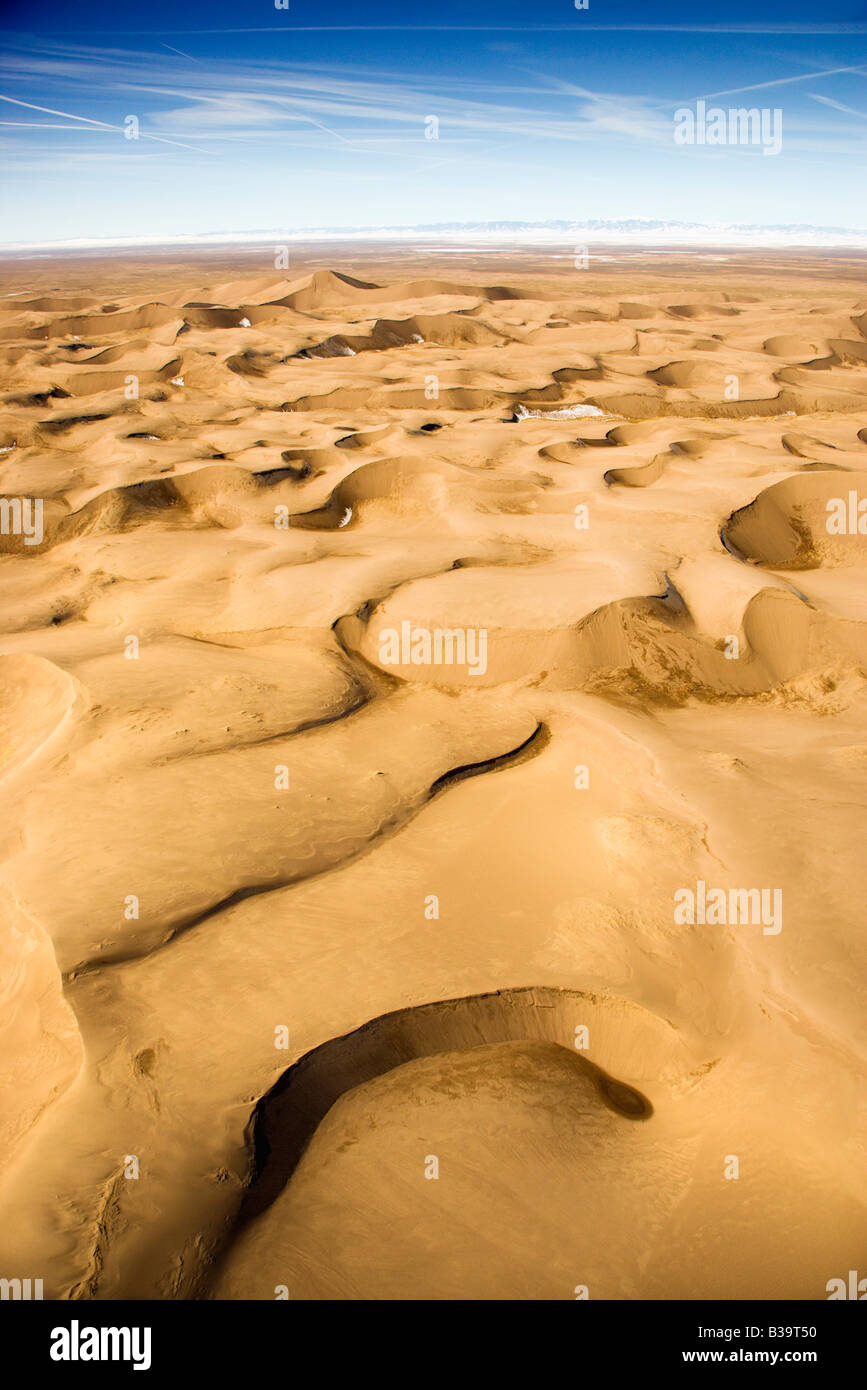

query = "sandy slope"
(0, 246), (865, 1301)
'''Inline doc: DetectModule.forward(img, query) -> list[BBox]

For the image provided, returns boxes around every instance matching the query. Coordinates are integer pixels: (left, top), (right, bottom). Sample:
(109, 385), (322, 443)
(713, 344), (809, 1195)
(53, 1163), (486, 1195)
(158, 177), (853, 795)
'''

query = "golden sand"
(0, 246), (865, 1299)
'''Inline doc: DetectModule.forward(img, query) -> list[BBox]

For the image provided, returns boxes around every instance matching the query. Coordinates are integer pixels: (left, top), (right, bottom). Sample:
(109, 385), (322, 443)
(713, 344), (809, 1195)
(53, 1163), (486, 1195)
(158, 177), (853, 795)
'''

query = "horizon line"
(3, 218), (867, 255)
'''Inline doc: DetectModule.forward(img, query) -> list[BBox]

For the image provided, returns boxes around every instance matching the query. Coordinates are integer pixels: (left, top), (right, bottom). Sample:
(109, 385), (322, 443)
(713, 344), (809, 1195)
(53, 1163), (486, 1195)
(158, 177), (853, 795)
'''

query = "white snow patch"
(514, 403), (612, 421)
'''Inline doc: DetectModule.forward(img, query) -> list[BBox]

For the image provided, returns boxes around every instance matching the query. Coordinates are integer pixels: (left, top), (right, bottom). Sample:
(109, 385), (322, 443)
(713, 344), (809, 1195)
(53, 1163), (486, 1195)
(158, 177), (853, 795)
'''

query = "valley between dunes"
(0, 245), (865, 1300)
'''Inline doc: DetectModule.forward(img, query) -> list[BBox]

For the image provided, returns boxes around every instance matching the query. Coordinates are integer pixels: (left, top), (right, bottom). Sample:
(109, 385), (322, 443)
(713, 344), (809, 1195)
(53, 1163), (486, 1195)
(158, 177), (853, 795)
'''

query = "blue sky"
(1, 0), (866, 244)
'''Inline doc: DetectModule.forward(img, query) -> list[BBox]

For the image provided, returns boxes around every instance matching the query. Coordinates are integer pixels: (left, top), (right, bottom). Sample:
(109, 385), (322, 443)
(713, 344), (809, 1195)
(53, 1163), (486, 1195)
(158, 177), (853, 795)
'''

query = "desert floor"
(0, 244), (865, 1300)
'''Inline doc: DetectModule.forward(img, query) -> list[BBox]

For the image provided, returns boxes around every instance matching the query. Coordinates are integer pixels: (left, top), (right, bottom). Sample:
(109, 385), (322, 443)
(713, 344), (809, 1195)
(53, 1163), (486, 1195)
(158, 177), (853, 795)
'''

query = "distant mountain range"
(5, 219), (867, 253)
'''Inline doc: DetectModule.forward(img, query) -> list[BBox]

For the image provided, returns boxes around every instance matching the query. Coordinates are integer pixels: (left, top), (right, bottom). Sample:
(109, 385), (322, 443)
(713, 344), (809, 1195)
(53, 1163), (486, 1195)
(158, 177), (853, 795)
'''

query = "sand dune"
(725, 471), (867, 568)
(0, 248), (866, 1301)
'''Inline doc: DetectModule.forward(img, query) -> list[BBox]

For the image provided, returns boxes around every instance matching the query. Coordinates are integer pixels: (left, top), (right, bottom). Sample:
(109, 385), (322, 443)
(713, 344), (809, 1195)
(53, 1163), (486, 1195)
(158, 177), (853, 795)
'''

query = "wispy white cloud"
(808, 92), (867, 120)
(0, 91), (208, 151)
(1, 34), (864, 240)
(699, 63), (867, 100)
(160, 44), (198, 62)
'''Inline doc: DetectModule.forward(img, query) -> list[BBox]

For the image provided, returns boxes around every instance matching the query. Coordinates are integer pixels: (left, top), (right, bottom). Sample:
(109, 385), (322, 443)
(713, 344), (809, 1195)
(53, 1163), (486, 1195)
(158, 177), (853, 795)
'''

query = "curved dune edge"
(0, 652), (83, 778)
(724, 470), (867, 569)
(5, 690), (542, 975)
(0, 886), (84, 1177)
(290, 454), (543, 529)
(0, 463), (316, 555)
(203, 984), (688, 1296)
(605, 451), (670, 488)
(209, 1042), (658, 1301)
(336, 580), (863, 699)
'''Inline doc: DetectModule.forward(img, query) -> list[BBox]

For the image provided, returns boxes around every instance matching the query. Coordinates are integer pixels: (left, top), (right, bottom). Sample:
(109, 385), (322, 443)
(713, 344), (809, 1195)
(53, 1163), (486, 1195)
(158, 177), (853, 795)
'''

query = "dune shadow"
(228, 987), (652, 1246)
